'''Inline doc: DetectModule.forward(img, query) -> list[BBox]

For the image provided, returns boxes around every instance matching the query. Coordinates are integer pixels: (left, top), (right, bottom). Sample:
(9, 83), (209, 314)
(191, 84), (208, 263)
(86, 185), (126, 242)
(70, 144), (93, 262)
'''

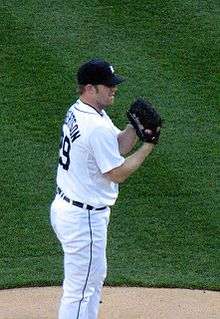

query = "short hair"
(78, 84), (100, 95)
(78, 85), (86, 95)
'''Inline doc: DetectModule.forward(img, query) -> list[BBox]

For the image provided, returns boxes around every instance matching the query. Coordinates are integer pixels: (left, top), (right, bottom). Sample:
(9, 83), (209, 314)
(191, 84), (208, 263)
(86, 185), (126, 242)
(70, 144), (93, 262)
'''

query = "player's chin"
(104, 96), (115, 107)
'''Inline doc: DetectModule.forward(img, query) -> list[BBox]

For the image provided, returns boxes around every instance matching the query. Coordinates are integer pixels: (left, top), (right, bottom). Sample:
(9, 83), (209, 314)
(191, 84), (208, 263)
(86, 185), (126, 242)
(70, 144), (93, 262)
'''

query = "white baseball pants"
(50, 196), (110, 319)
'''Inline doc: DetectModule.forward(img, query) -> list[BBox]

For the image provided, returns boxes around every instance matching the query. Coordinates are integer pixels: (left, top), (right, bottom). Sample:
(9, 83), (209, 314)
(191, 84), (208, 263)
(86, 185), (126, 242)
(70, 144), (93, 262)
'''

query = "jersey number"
(59, 132), (71, 171)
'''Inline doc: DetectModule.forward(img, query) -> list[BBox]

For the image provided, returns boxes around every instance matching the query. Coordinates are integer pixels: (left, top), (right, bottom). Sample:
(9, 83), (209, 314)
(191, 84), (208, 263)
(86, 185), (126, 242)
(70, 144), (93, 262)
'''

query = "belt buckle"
(86, 204), (94, 210)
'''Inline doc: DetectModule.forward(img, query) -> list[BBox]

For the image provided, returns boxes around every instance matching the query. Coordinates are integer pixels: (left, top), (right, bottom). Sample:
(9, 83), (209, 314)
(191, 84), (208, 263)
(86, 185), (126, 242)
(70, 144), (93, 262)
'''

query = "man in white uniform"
(50, 59), (155, 319)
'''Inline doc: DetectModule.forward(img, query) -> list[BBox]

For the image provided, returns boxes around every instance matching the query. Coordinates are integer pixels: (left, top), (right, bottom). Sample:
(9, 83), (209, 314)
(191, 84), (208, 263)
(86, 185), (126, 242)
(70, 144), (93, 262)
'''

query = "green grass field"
(0, 0), (219, 290)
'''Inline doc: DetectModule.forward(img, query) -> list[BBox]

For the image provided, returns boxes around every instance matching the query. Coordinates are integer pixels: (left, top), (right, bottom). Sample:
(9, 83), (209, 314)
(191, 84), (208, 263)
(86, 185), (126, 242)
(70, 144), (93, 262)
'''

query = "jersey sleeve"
(89, 126), (125, 174)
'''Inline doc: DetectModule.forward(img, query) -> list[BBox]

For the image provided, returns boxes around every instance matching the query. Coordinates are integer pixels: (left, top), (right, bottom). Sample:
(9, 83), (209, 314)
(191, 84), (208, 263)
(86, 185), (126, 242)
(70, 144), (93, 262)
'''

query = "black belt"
(57, 187), (107, 211)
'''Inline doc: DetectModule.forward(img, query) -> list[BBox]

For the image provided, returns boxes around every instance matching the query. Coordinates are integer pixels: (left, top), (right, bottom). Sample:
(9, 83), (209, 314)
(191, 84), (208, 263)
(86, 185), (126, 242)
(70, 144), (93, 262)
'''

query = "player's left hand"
(127, 98), (163, 144)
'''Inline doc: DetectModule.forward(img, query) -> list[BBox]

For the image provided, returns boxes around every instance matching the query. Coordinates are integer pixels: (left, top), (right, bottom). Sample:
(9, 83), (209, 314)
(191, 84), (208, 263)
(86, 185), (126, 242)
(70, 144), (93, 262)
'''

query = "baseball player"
(50, 59), (161, 319)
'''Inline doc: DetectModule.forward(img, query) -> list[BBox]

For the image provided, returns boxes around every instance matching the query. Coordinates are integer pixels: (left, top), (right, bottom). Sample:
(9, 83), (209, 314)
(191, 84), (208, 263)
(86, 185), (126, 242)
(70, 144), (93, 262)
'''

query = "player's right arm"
(117, 124), (138, 155)
(104, 143), (154, 183)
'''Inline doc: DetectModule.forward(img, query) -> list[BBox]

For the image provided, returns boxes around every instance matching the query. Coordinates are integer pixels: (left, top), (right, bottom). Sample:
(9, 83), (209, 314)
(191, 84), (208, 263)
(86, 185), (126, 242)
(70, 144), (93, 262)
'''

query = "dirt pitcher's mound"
(0, 286), (219, 319)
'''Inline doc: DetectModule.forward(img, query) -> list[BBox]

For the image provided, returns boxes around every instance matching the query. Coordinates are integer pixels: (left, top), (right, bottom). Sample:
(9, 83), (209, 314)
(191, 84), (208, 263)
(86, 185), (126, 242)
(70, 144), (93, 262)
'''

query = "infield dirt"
(0, 286), (219, 319)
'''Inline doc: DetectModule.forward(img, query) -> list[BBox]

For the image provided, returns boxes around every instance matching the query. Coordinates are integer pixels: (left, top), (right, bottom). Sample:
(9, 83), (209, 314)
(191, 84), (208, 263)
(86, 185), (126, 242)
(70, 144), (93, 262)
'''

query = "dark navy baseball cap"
(77, 59), (125, 86)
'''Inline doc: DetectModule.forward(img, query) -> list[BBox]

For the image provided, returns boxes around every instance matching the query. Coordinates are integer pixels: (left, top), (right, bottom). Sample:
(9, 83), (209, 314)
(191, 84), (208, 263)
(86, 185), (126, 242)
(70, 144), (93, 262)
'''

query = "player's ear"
(85, 84), (95, 93)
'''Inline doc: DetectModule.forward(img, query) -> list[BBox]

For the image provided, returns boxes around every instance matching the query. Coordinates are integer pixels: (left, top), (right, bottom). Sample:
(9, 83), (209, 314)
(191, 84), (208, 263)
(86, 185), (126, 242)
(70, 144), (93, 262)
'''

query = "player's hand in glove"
(127, 98), (162, 144)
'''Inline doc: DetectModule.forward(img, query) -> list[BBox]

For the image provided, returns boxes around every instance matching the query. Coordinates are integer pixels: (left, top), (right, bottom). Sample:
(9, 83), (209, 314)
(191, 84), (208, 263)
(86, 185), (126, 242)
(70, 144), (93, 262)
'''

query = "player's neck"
(80, 96), (103, 113)
(79, 97), (103, 115)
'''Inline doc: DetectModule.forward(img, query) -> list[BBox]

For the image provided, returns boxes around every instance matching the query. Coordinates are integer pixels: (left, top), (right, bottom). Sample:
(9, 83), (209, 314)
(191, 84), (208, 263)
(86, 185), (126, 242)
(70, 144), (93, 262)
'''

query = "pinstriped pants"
(50, 196), (110, 319)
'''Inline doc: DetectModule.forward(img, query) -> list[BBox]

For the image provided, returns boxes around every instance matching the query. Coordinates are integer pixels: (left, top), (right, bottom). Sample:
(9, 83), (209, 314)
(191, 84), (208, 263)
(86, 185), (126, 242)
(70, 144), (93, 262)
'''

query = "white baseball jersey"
(56, 99), (125, 207)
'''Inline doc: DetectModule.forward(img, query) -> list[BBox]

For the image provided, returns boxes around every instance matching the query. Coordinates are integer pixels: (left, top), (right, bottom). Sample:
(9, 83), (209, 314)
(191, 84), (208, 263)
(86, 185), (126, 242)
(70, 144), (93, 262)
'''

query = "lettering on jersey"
(64, 110), (81, 142)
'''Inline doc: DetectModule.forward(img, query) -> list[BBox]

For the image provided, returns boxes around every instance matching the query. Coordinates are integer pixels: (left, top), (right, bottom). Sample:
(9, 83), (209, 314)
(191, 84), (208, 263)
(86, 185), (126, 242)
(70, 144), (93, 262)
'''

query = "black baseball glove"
(127, 98), (162, 144)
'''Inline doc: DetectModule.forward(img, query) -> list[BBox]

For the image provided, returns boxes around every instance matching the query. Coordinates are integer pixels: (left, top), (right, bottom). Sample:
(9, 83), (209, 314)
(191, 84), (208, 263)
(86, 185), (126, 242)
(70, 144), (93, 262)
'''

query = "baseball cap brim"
(103, 74), (125, 86)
